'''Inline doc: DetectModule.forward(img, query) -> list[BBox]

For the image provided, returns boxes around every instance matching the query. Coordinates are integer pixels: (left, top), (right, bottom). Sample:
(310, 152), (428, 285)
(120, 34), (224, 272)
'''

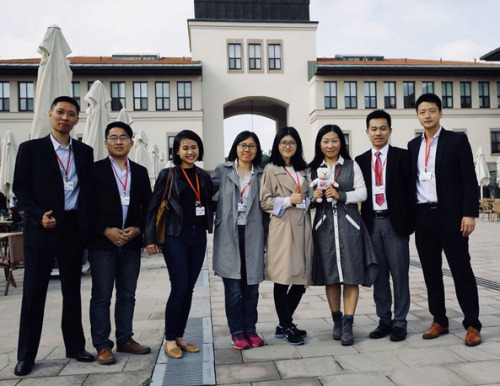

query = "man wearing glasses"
(87, 121), (152, 365)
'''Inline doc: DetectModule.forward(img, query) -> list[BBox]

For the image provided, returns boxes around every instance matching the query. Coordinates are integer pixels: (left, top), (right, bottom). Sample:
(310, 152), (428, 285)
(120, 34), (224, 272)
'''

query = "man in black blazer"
(408, 93), (481, 346)
(355, 110), (413, 342)
(87, 121), (152, 365)
(13, 96), (95, 376)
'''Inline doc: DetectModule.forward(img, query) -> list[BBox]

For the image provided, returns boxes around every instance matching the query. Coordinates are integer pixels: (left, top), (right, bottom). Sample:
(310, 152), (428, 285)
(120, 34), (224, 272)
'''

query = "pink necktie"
(375, 151), (385, 206)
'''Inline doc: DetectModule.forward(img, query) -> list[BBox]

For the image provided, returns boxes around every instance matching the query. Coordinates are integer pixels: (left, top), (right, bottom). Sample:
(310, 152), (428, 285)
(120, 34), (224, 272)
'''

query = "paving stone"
(242, 345), (300, 362)
(0, 359), (69, 380)
(0, 380), (19, 386)
(15, 375), (87, 386)
(82, 370), (151, 386)
(275, 356), (343, 379)
(214, 349), (243, 365)
(216, 362), (280, 384)
(320, 372), (394, 386)
(387, 365), (469, 386)
(446, 360), (500, 385)
(335, 351), (408, 372)
(254, 377), (321, 386)
(296, 341), (357, 357)
(447, 341), (500, 361)
(59, 357), (125, 375)
(395, 347), (466, 367)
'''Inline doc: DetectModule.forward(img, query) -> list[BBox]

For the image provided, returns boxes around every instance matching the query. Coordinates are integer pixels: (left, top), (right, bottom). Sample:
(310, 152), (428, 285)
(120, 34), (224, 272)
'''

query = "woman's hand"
(146, 244), (159, 254)
(290, 187), (303, 205)
(325, 185), (339, 200)
(313, 188), (323, 201)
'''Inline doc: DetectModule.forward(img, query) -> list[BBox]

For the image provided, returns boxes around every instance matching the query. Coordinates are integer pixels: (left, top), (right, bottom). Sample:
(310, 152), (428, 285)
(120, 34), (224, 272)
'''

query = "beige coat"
(260, 163), (313, 285)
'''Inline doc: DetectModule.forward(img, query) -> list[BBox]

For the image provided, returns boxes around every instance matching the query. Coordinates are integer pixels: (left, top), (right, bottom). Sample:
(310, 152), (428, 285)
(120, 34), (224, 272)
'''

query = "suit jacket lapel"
(435, 128), (447, 180)
(44, 135), (64, 181)
(386, 146), (394, 187)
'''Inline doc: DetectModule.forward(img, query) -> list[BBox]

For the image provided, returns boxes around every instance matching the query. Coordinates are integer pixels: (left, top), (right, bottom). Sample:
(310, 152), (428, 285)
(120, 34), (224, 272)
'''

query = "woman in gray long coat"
(212, 131), (265, 350)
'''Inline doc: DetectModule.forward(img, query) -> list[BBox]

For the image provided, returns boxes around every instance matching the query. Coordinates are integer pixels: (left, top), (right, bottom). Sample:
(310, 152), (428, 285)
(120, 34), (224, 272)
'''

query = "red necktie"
(375, 151), (385, 206)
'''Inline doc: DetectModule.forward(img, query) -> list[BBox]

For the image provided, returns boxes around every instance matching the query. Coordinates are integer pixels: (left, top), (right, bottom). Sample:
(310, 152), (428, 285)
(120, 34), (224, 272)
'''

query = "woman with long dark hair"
(260, 127), (313, 346)
(309, 124), (377, 346)
(144, 130), (213, 359)
(212, 131), (266, 350)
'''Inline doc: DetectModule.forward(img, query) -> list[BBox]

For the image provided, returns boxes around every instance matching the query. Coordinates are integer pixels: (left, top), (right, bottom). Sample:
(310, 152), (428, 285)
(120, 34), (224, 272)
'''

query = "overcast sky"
(1, 0), (498, 152)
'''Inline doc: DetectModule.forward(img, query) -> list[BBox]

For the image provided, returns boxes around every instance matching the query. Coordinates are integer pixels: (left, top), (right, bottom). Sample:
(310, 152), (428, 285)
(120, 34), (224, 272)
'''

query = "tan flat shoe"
(164, 343), (182, 359)
(176, 340), (200, 353)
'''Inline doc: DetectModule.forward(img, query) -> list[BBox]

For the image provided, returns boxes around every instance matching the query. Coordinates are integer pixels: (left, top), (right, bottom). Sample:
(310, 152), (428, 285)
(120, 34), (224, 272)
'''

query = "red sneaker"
(231, 333), (251, 350)
(245, 331), (265, 347)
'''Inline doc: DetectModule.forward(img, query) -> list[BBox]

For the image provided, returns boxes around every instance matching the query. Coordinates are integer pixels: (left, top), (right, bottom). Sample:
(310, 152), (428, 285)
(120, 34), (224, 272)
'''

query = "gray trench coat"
(212, 162), (265, 285)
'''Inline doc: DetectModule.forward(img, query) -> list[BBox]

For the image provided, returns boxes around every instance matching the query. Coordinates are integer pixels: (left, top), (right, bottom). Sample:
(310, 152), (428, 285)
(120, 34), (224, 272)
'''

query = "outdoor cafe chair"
(0, 232), (24, 295)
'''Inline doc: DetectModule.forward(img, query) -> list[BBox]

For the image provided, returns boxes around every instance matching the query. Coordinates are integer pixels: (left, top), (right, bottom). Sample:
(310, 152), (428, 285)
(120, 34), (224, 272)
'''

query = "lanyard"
(371, 154), (387, 186)
(180, 166), (201, 204)
(110, 158), (129, 196)
(284, 167), (301, 193)
(333, 164), (342, 183)
(424, 136), (433, 172)
(55, 146), (71, 182)
(240, 179), (251, 202)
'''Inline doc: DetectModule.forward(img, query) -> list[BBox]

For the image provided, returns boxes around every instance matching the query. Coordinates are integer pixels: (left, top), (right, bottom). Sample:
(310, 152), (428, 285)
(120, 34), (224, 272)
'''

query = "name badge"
(420, 171), (432, 181)
(64, 181), (75, 191)
(196, 206), (206, 216)
(296, 200), (306, 209)
(238, 202), (246, 212)
(121, 195), (130, 206)
(373, 185), (385, 195)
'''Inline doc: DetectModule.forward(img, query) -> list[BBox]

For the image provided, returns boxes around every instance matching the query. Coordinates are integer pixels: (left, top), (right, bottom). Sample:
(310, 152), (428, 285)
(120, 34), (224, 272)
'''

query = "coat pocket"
(345, 214), (360, 230)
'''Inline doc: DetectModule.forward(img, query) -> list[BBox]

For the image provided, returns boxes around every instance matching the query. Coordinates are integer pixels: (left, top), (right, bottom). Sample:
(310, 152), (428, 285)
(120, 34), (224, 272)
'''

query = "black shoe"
(341, 315), (354, 346)
(332, 311), (343, 340)
(66, 350), (95, 362)
(369, 322), (393, 339)
(282, 326), (305, 345)
(14, 361), (33, 376)
(275, 323), (307, 338)
(390, 326), (407, 342)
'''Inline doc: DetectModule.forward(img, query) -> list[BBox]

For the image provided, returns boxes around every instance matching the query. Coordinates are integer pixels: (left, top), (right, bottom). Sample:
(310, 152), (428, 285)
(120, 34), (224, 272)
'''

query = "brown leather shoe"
(164, 343), (182, 359)
(176, 339), (200, 353)
(465, 326), (481, 346)
(97, 348), (116, 365)
(116, 339), (151, 355)
(422, 322), (449, 339)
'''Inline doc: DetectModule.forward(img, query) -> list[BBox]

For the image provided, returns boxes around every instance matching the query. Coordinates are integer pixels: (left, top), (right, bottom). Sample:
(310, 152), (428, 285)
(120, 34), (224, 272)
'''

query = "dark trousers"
(163, 225), (206, 340)
(88, 247), (141, 351)
(273, 283), (306, 329)
(415, 206), (481, 330)
(17, 211), (85, 362)
(371, 217), (410, 329)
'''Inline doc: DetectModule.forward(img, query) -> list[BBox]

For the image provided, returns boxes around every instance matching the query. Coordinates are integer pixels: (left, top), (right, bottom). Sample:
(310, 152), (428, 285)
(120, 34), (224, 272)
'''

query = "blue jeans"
(223, 278), (259, 334)
(163, 226), (206, 340)
(89, 247), (141, 351)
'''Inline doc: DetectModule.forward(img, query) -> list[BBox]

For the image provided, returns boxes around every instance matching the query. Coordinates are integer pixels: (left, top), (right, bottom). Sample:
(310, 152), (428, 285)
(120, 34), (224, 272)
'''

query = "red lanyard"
(285, 167), (301, 193)
(180, 166), (201, 204)
(55, 147), (71, 182)
(240, 179), (251, 201)
(424, 136), (433, 172)
(333, 164), (342, 184)
(110, 158), (129, 196)
(371, 154), (387, 185)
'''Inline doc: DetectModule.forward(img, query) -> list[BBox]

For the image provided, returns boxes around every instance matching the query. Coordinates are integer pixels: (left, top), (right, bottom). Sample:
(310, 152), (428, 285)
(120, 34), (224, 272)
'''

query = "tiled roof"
(315, 57), (500, 67)
(0, 56), (200, 65)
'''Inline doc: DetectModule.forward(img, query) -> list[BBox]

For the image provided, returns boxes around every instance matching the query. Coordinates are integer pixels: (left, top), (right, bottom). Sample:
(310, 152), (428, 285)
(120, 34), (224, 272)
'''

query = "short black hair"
(105, 121), (133, 139)
(366, 109), (391, 129)
(309, 124), (351, 170)
(173, 130), (204, 166)
(269, 127), (307, 171)
(415, 93), (442, 112)
(51, 96), (80, 114)
(227, 131), (263, 166)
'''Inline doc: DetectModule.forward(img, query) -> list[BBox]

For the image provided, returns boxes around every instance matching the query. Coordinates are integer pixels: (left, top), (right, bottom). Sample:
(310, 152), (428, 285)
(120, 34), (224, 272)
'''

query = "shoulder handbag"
(155, 168), (174, 245)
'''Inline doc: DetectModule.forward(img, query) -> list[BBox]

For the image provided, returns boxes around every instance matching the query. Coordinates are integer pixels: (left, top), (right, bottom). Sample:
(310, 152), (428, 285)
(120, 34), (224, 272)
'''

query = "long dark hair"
(268, 127), (307, 171)
(309, 124), (351, 170)
(227, 131), (262, 166)
(172, 130), (204, 166)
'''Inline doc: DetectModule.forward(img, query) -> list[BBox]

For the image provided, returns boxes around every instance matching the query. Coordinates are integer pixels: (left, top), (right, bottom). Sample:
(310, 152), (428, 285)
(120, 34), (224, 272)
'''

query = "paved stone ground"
(0, 219), (499, 385)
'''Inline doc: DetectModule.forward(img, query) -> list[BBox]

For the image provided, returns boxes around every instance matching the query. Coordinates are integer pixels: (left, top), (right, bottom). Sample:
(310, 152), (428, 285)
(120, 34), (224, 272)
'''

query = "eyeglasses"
(107, 135), (131, 142)
(279, 140), (297, 148)
(238, 143), (257, 150)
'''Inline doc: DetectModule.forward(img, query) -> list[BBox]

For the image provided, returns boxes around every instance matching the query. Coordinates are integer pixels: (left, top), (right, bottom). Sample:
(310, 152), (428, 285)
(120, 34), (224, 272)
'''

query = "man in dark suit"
(355, 110), (412, 342)
(87, 121), (152, 365)
(13, 96), (95, 376)
(408, 93), (481, 346)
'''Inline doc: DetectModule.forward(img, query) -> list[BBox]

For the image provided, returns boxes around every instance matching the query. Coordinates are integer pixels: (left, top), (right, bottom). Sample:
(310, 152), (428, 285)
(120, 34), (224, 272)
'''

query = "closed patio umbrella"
(148, 143), (160, 186)
(30, 25), (72, 139)
(130, 130), (151, 175)
(117, 108), (134, 126)
(0, 131), (18, 203)
(475, 147), (489, 199)
(82, 81), (111, 161)
(497, 157), (500, 186)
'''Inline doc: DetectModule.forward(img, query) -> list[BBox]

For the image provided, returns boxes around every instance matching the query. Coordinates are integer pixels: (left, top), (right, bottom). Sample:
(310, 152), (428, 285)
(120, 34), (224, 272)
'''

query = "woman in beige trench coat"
(260, 127), (313, 346)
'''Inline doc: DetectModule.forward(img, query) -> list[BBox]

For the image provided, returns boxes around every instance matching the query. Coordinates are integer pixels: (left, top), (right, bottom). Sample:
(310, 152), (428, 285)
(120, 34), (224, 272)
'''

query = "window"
(422, 81), (434, 94)
(497, 82), (500, 108)
(364, 81), (377, 109)
(248, 43), (262, 70)
(384, 81), (396, 108)
(228, 43), (242, 70)
(177, 82), (192, 110)
(155, 82), (170, 110)
(344, 133), (350, 156)
(133, 82), (148, 111)
(324, 82), (337, 109)
(268, 44), (281, 70)
(415, 130), (424, 137)
(460, 82), (471, 108)
(491, 131), (500, 153)
(168, 135), (176, 160)
(441, 82), (453, 108)
(0, 82), (10, 111)
(344, 81), (357, 109)
(479, 82), (490, 108)
(111, 82), (126, 111)
(403, 81), (415, 108)
(18, 81), (34, 111)
(71, 81), (80, 106)
(88, 81), (95, 90)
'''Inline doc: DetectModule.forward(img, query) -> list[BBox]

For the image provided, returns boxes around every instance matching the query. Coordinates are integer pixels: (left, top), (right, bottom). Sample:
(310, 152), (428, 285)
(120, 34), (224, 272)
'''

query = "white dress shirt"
(50, 134), (79, 210)
(371, 144), (389, 211)
(416, 127), (441, 203)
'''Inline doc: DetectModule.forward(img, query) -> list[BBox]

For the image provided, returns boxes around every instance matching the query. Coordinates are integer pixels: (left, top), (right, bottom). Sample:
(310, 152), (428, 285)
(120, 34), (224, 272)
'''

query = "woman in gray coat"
(212, 131), (265, 350)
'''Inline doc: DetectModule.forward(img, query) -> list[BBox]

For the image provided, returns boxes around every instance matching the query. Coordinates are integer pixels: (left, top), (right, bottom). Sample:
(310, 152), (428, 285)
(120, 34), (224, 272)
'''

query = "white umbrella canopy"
(475, 147), (490, 199)
(159, 152), (168, 170)
(148, 143), (161, 185)
(117, 108), (134, 126)
(82, 81), (111, 161)
(0, 131), (18, 201)
(131, 130), (151, 174)
(30, 25), (72, 139)
(496, 157), (500, 186)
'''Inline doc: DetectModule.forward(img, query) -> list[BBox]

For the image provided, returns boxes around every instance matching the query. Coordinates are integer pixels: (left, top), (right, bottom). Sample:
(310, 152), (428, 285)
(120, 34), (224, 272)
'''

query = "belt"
(373, 210), (389, 218)
(417, 202), (438, 209)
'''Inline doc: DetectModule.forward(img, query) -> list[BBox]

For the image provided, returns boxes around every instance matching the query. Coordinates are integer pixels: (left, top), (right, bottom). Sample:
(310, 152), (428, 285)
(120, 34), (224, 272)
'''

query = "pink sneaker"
(245, 331), (265, 347)
(231, 333), (251, 350)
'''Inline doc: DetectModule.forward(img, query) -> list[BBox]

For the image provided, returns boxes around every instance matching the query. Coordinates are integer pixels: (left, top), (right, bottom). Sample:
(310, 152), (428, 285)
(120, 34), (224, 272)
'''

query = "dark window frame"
(422, 81), (434, 94)
(324, 81), (337, 109)
(18, 81), (34, 111)
(228, 43), (242, 70)
(491, 130), (500, 154)
(364, 81), (377, 109)
(177, 81), (192, 111)
(441, 82), (453, 108)
(460, 81), (471, 108)
(248, 43), (262, 70)
(479, 81), (490, 108)
(344, 81), (357, 109)
(71, 81), (81, 107)
(0, 81), (10, 111)
(268, 44), (281, 70)
(155, 81), (170, 111)
(110, 81), (126, 111)
(384, 81), (396, 109)
(403, 81), (415, 108)
(133, 82), (148, 111)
